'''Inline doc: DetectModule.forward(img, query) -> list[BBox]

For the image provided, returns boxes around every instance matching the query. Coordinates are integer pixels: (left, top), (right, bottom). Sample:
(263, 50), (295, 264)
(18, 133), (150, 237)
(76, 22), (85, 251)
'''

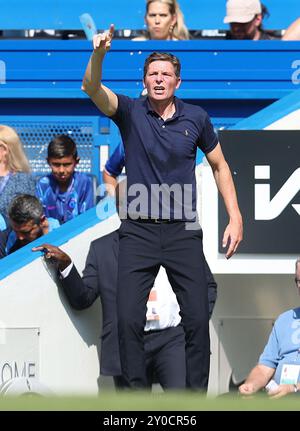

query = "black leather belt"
(131, 218), (178, 224)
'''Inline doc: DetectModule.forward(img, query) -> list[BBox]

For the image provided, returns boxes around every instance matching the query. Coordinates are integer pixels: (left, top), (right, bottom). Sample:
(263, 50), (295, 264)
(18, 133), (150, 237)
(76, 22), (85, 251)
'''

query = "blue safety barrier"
(0, 0), (297, 30)
(0, 40), (299, 100)
(0, 39), (299, 178)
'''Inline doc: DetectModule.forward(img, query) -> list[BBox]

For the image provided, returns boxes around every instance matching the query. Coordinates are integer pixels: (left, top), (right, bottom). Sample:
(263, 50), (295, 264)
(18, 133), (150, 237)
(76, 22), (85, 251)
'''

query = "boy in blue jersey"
(36, 135), (94, 224)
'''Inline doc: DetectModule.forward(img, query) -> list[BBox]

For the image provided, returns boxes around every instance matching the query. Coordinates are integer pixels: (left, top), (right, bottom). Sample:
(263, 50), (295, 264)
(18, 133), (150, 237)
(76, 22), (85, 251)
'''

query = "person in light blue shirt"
(36, 134), (94, 224)
(239, 258), (300, 398)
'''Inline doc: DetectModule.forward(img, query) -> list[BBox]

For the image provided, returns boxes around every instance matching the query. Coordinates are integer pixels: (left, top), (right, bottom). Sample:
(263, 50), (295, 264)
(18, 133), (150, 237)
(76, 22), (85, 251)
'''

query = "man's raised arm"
(81, 24), (118, 117)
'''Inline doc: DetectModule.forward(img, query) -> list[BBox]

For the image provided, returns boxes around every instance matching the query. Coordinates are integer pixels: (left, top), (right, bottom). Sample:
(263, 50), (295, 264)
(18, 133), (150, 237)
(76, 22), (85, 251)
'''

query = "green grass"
(0, 392), (300, 411)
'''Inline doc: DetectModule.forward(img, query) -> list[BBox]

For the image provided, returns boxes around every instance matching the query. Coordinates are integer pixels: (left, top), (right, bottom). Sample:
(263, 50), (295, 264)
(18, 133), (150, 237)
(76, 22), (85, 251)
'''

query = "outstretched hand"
(93, 24), (115, 53)
(32, 243), (72, 271)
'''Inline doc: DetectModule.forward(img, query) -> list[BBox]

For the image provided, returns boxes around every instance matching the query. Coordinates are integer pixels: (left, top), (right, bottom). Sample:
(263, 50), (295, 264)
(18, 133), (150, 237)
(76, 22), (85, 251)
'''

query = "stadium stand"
(0, 1), (300, 397)
(0, 39), (300, 177)
(0, 84), (299, 394)
(0, 0), (298, 33)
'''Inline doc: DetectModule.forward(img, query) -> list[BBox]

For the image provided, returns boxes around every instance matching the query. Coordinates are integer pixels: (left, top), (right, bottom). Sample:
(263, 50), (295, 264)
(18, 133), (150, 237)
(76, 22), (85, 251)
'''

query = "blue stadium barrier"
(230, 88), (300, 130)
(0, 0), (298, 30)
(1, 40), (299, 100)
(1, 39), (299, 173)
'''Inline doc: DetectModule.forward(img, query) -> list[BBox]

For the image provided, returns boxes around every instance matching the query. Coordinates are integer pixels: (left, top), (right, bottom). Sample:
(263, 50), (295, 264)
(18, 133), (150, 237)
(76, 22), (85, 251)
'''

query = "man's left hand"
(222, 218), (243, 259)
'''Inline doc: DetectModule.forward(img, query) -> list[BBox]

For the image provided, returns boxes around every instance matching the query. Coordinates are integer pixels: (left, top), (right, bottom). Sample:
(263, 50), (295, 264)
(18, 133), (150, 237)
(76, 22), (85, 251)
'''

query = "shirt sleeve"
(104, 142), (125, 177)
(110, 94), (132, 131)
(60, 262), (74, 278)
(35, 179), (43, 201)
(198, 113), (218, 154)
(35, 176), (49, 211)
(78, 174), (94, 212)
(60, 243), (99, 309)
(259, 321), (280, 369)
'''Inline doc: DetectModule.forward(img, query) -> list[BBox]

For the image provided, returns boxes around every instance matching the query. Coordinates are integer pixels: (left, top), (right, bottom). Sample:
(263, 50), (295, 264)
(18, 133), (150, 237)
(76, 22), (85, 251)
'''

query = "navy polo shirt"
(111, 95), (218, 221)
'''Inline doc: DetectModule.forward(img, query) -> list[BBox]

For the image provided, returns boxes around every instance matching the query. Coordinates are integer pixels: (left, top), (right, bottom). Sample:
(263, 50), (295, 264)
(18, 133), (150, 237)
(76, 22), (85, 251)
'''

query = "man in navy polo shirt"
(82, 24), (243, 390)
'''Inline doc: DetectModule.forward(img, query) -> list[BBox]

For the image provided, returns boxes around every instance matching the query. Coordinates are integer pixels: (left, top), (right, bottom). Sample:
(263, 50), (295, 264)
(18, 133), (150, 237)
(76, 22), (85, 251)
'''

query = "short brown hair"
(47, 134), (78, 160)
(143, 52), (181, 78)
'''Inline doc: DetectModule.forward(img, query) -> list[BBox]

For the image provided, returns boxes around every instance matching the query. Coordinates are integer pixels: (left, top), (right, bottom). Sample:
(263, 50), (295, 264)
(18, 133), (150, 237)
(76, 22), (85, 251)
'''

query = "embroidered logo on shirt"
(184, 129), (189, 136)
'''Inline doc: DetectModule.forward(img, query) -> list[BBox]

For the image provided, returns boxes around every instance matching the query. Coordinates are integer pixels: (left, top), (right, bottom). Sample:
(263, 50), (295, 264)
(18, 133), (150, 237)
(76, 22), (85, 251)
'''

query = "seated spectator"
(133, 0), (189, 40)
(224, 0), (279, 40)
(0, 194), (59, 258)
(282, 17), (300, 40)
(0, 125), (36, 217)
(239, 258), (300, 398)
(36, 134), (94, 224)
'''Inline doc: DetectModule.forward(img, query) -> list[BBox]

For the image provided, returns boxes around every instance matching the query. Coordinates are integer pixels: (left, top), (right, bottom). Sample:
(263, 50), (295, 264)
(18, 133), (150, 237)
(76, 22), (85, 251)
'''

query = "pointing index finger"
(108, 23), (115, 38)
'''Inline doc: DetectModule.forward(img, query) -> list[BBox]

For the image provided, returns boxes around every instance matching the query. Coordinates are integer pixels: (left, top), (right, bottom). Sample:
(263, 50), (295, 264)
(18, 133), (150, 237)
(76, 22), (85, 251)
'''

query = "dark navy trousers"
(114, 325), (186, 390)
(144, 325), (186, 390)
(117, 220), (210, 390)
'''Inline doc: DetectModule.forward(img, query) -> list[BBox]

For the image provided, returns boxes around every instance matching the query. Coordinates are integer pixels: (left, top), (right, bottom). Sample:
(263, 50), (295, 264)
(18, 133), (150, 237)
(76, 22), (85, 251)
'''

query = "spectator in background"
(133, 0), (189, 41)
(36, 134), (94, 224)
(0, 194), (59, 258)
(239, 259), (300, 399)
(224, 0), (279, 40)
(0, 125), (36, 217)
(282, 18), (300, 40)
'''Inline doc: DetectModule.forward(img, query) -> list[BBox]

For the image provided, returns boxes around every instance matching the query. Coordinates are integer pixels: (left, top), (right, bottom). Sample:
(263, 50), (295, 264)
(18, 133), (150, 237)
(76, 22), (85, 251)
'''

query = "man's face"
(47, 155), (78, 187)
(230, 16), (261, 40)
(143, 60), (181, 102)
(11, 219), (44, 245)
